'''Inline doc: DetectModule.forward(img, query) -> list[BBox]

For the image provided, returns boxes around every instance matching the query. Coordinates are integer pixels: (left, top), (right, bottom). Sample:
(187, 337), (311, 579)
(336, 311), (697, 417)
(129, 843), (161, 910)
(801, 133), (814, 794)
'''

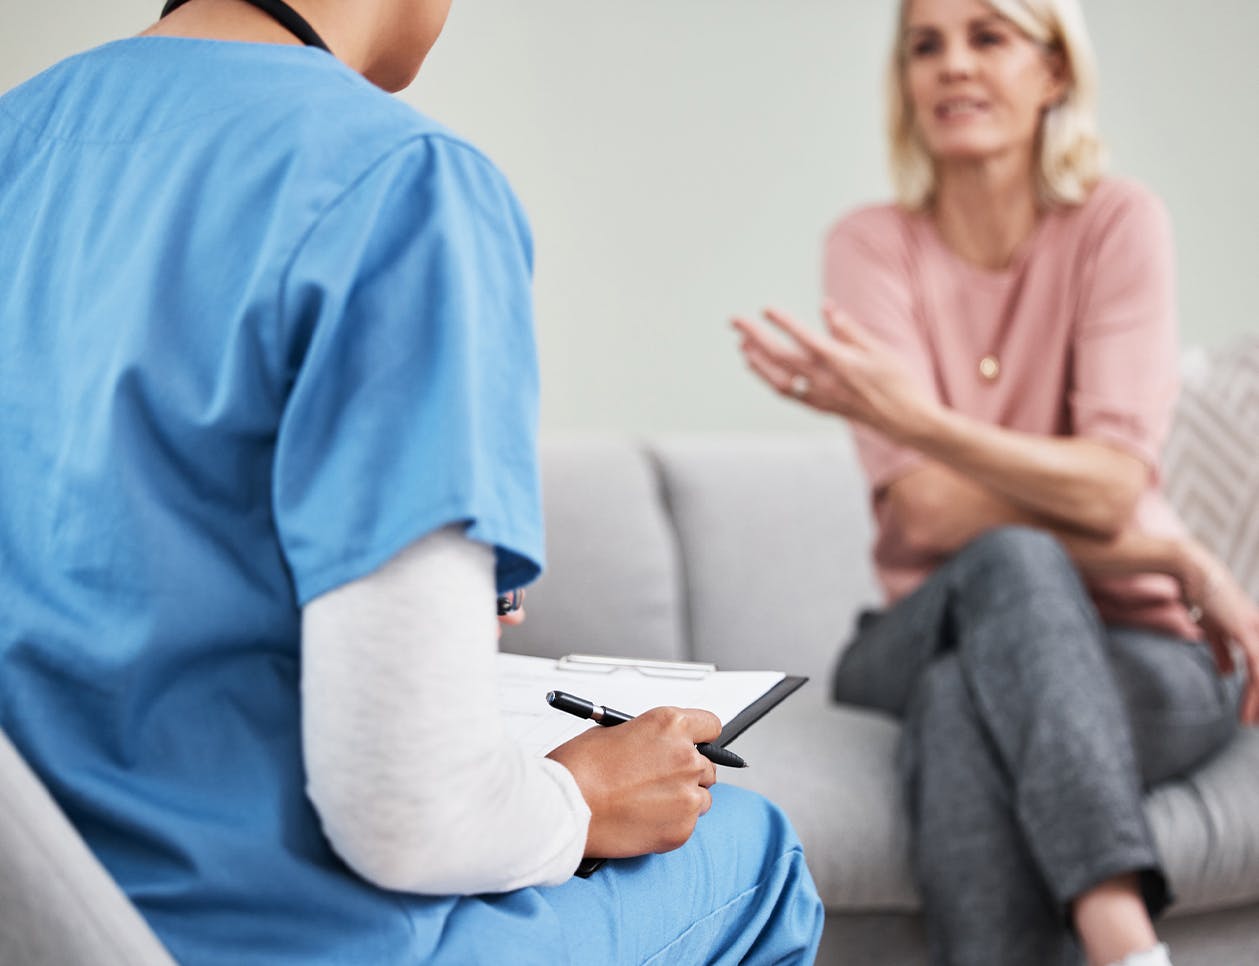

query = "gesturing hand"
(546, 706), (721, 858)
(732, 301), (934, 441)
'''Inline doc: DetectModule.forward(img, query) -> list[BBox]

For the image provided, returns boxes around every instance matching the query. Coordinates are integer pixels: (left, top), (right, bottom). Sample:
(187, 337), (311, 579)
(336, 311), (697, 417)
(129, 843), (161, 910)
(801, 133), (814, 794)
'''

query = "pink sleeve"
(823, 212), (938, 492)
(1070, 185), (1180, 469)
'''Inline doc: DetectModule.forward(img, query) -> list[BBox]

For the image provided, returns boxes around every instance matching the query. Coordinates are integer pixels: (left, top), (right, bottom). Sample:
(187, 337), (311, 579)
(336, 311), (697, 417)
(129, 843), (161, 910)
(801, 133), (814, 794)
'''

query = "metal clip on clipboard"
(556, 653), (717, 680)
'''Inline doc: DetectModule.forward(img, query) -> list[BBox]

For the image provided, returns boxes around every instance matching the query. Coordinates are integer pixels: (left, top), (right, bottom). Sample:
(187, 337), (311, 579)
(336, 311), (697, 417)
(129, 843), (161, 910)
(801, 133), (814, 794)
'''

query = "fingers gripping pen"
(496, 588), (525, 616)
(546, 690), (747, 768)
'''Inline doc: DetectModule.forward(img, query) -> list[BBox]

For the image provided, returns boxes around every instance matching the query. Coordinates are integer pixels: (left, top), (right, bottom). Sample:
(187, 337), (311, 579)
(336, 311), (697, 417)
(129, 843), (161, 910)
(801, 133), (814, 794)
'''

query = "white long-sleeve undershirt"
(301, 526), (591, 894)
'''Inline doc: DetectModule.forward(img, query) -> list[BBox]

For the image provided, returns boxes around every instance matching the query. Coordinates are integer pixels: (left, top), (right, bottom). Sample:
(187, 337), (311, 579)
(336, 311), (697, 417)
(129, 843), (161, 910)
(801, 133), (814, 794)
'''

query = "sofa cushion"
(503, 436), (687, 662)
(724, 686), (917, 911)
(649, 434), (880, 681)
(725, 692), (1259, 917)
(1147, 726), (1259, 915)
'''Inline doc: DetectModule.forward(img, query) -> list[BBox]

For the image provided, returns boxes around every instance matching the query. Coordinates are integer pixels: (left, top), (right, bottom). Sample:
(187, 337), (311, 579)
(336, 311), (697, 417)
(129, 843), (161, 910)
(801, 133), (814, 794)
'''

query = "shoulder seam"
(273, 131), (501, 356)
(826, 206), (915, 264)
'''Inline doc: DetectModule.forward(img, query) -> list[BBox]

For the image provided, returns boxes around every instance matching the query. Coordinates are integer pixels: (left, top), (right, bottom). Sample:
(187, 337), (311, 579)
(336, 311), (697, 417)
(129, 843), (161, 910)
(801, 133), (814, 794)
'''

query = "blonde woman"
(735, 0), (1258, 964)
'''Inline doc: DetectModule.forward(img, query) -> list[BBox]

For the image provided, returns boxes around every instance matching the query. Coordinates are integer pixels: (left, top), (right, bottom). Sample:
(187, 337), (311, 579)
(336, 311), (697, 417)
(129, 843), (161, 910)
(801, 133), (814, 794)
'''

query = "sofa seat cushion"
(1147, 724), (1259, 915)
(725, 687), (1259, 917)
(724, 686), (917, 910)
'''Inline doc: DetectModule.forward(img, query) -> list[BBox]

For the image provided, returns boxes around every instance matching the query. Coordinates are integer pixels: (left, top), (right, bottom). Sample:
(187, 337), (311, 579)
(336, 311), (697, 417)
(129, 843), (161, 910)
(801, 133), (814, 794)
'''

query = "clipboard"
(497, 653), (808, 881)
(496, 652), (807, 758)
(556, 653), (717, 678)
(713, 675), (808, 748)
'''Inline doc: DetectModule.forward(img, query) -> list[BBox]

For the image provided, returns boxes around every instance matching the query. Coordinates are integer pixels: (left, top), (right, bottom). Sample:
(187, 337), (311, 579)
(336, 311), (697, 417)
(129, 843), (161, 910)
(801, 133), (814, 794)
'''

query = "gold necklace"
(931, 208), (1042, 386)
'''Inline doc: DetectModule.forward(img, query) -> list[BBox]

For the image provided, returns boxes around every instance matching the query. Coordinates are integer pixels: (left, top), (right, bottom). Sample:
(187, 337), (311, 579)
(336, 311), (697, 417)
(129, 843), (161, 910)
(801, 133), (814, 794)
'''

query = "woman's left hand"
(732, 301), (934, 440)
(1183, 543), (1259, 725)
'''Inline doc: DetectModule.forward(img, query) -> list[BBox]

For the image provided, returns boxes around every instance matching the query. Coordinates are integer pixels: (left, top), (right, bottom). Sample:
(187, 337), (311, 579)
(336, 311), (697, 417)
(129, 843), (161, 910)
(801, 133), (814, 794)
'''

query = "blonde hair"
(887, 0), (1105, 210)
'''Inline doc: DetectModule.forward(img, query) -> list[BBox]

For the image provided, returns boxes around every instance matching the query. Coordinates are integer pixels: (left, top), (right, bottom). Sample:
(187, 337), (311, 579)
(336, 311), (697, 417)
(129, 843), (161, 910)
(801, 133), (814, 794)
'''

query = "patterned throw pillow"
(1162, 338), (1259, 599)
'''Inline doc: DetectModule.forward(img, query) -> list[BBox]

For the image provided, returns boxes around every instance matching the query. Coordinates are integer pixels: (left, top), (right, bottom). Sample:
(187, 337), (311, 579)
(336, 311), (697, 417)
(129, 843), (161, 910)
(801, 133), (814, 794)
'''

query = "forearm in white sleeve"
(300, 526), (591, 894)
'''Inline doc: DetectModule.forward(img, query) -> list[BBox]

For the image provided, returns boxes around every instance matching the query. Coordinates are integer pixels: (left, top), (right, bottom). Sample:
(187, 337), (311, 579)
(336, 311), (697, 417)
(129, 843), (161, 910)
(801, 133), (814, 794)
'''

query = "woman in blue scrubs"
(0, 1), (823, 962)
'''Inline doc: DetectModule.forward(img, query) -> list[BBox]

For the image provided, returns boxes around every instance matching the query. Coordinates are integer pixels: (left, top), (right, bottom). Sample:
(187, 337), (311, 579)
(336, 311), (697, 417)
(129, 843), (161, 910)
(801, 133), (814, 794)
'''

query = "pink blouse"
(824, 179), (1198, 640)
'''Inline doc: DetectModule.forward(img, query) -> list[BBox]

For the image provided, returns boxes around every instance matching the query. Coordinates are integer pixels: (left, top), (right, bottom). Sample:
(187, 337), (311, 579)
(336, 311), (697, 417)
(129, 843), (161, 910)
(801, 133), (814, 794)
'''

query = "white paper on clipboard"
(497, 652), (786, 757)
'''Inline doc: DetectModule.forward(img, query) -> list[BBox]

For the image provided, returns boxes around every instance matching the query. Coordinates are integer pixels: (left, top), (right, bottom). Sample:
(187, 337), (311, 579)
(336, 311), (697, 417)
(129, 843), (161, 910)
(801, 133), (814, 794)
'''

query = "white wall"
(4, 1), (1256, 435)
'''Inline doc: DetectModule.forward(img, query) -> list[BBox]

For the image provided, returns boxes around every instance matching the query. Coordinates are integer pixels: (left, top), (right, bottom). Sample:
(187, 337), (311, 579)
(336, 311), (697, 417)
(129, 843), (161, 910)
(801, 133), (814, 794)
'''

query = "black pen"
(546, 690), (748, 768)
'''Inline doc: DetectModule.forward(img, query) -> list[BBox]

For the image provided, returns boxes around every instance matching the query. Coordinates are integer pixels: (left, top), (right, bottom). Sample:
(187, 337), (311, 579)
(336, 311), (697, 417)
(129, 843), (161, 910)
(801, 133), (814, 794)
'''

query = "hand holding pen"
(544, 699), (724, 861)
(495, 589), (525, 637)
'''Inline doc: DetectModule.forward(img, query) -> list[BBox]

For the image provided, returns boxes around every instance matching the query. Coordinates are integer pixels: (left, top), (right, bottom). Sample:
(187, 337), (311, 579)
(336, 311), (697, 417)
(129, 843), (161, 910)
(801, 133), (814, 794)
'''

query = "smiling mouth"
(934, 98), (989, 120)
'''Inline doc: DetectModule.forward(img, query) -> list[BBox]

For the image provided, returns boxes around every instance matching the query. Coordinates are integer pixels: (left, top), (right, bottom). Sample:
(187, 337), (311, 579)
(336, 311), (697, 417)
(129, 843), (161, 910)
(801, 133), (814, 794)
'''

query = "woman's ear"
(1042, 46), (1069, 108)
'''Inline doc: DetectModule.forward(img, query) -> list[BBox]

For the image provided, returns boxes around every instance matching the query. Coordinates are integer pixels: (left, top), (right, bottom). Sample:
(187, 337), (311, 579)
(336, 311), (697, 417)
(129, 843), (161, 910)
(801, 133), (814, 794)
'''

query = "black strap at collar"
(160, 0), (330, 53)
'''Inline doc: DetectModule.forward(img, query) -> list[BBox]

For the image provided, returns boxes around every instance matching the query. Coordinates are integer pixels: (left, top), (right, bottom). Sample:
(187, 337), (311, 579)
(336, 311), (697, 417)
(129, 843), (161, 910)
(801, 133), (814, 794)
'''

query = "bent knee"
(705, 785), (801, 851)
(962, 525), (1067, 568)
(954, 525), (1079, 593)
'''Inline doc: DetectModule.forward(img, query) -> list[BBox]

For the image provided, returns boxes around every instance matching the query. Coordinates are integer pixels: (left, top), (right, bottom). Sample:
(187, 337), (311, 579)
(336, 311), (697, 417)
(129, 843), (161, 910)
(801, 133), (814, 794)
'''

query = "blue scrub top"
(0, 37), (544, 964)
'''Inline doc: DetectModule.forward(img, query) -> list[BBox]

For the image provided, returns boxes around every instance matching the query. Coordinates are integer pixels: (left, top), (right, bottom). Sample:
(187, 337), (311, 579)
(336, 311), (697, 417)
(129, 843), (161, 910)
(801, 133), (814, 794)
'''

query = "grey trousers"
(832, 527), (1242, 966)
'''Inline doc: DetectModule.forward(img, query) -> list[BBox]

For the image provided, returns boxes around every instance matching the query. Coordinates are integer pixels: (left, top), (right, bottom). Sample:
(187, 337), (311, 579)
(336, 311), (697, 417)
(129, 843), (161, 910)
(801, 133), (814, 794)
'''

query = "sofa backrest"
(503, 436), (689, 663)
(505, 433), (880, 685)
(649, 434), (879, 680)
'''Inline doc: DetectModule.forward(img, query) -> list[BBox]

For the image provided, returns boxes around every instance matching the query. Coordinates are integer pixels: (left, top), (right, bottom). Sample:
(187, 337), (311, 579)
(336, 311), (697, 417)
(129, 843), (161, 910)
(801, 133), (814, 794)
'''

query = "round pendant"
(978, 355), (1000, 381)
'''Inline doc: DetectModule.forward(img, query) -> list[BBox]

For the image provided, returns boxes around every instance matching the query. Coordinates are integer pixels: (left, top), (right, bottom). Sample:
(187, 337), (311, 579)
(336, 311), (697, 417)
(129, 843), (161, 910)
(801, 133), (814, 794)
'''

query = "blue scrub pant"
(428, 785), (825, 964)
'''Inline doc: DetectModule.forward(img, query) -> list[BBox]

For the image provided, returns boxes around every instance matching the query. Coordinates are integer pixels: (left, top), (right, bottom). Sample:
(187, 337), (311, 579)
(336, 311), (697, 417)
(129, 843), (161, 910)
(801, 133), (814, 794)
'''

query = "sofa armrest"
(0, 731), (175, 966)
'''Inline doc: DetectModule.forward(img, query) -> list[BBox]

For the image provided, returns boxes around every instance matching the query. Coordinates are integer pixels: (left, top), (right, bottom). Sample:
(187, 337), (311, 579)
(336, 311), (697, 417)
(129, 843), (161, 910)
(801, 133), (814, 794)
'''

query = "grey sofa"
(504, 432), (1259, 965)
(4, 428), (1258, 964)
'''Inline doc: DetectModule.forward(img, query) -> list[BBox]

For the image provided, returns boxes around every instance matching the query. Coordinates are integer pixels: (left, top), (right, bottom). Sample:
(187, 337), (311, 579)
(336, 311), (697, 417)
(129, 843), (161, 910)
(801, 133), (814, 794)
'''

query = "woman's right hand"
(546, 707), (720, 858)
(1181, 542), (1259, 724)
(732, 302), (935, 442)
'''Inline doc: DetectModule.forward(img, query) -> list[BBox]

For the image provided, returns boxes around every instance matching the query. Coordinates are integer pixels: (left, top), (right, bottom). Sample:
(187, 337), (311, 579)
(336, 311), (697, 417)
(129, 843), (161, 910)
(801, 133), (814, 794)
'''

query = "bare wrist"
(897, 396), (949, 453)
